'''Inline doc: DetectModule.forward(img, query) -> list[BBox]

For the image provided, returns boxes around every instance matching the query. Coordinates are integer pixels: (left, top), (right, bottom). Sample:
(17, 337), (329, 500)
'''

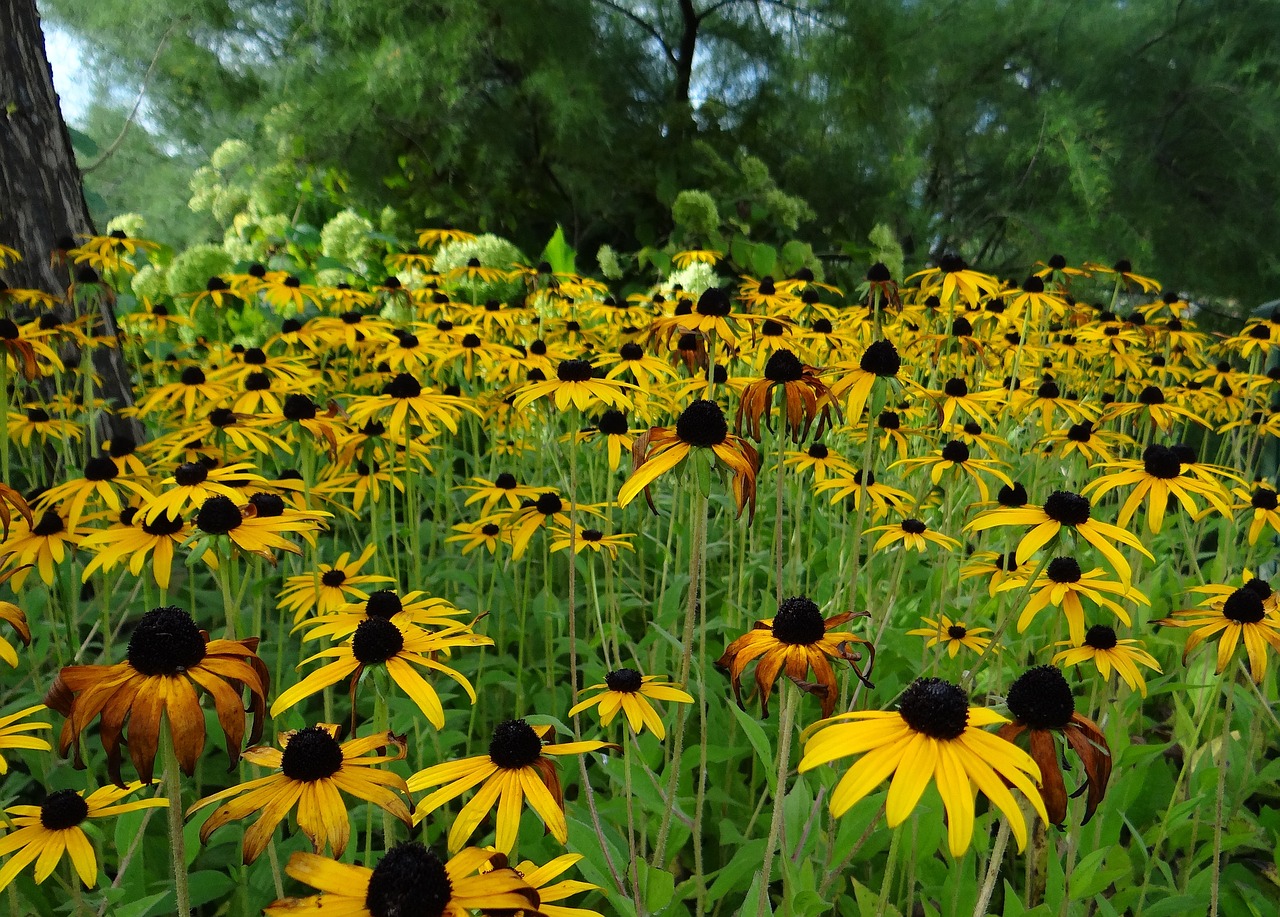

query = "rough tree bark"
(0, 0), (142, 443)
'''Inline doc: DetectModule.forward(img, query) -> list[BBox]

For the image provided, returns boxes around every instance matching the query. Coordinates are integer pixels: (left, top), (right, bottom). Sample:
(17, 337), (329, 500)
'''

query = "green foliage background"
(49, 0), (1280, 302)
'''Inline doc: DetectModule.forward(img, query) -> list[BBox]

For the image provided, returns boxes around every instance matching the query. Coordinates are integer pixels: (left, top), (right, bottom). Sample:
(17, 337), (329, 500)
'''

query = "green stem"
(757, 684), (800, 917)
(162, 719), (192, 917)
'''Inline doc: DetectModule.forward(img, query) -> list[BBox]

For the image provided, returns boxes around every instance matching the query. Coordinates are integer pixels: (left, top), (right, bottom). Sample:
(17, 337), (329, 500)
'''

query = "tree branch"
(591, 0), (676, 64)
(82, 18), (183, 174)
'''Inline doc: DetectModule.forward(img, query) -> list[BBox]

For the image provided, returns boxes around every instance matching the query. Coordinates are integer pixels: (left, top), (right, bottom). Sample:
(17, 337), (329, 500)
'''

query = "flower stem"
(973, 818), (1011, 917)
(162, 718), (192, 917)
(1210, 677), (1235, 917)
(757, 683), (800, 917)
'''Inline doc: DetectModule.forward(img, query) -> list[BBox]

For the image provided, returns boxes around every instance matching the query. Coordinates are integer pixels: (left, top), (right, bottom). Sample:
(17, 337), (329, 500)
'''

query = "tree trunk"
(1, 0), (142, 444)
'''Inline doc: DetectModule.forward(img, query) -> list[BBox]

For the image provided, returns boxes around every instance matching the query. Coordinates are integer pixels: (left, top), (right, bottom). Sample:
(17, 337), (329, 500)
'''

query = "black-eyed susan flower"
(142, 461), (267, 524)
(188, 725), (411, 864)
(716, 596), (873, 718)
(409, 718), (616, 853)
(459, 473), (543, 515)
(0, 508), (80, 588)
(965, 490), (1153, 583)
(735, 348), (836, 443)
(6, 405), (81, 450)
(1231, 483), (1280, 545)
(0, 782), (167, 891)
(652, 286), (747, 345)
(785, 441), (855, 483)
(1084, 258), (1160, 293)
(813, 469), (911, 519)
(484, 851), (601, 917)
(0, 704), (51, 772)
(276, 545), (395, 622)
(271, 617), (489, 730)
(598, 342), (679, 393)
(512, 358), (633, 413)
(549, 526), (634, 558)
(1000, 556), (1148, 646)
(1052, 624), (1162, 697)
(864, 517), (961, 554)
(960, 550), (1025, 596)
(78, 508), (194, 591)
(568, 668), (692, 739)
(447, 518), (506, 555)
(617, 399), (761, 518)
(0, 484), (32, 543)
(906, 616), (995, 658)
(892, 439), (1013, 503)
(294, 589), (468, 644)
(1099, 385), (1209, 434)
(798, 677), (1048, 856)
(192, 494), (321, 563)
(502, 492), (606, 562)
(1156, 581), (1280, 683)
(998, 666), (1111, 826)
(346, 373), (479, 439)
(132, 365), (232, 419)
(907, 254), (1000, 308)
(827, 340), (902, 423)
(1035, 420), (1131, 465)
(1083, 444), (1232, 534)
(265, 842), (540, 917)
(44, 606), (267, 783)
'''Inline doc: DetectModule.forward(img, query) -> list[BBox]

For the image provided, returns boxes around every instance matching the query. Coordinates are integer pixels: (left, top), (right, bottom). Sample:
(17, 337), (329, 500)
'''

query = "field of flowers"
(0, 229), (1277, 917)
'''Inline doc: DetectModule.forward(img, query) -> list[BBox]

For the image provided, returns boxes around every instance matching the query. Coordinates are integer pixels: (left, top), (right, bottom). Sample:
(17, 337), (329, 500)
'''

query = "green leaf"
(68, 127), (100, 157)
(727, 700), (776, 794)
(750, 243), (777, 277)
(188, 870), (237, 908)
(540, 225), (576, 275)
(637, 861), (675, 913)
(112, 891), (171, 917)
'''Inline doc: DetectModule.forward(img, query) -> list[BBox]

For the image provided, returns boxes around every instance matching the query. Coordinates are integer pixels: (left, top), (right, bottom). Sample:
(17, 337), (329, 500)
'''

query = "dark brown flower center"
(1251, 488), (1278, 510)
(83, 456), (118, 482)
(597, 410), (628, 436)
(695, 288), (731, 316)
(940, 440), (970, 463)
(180, 367), (207, 386)
(175, 462), (209, 487)
(764, 349), (804, 384)
(1222, 587), (1266, 624)
(557, 359), (593, 382)
(141, 512), (184, 537)
(280, 726), (345, 781)
(33, 511), (66, 536)
(321, 569), (347, 587)
(947, 624), (967, 640)
(1137, 386), (1165, 406)
(383, 374), (423, 399)
(127, 606), (206, 675)
(859, 341), (900, 377)
(901, 519), (927, 535)
(1142, 444), (1181, 479)
(40, 789), (89, 830)
(489, 719), (543, 769)
(351, 617), (404, 664)
(675, 399), (728, 448)
(605, 668), (644, 693)
(1044, 491), (1090, 526)
(898, 677), (969, 740)
(1084, 624), (1117, 649)
(248, 493), (285, 517)
(771, 596), (826, 645)
(998, 483), (1028, 507)
(282, 394), (317, 421)
(365, 590), (403, 619)
(196, 495), (244, 535)
(365, 842), (454, 917)
(534, 493), (563, 516)
(1047, 557), (1083, 583)
(1007, 665), (1074, 729)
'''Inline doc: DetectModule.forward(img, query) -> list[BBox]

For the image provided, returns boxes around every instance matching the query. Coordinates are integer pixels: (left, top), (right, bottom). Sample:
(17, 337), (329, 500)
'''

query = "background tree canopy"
(46, 0), (1280, 305)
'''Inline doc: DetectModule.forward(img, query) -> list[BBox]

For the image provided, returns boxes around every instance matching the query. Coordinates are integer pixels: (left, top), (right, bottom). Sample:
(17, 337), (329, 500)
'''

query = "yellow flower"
(906, 616), (995, 658)
(799, 677), (1047, 855)
(187, 725), (411, 864)
(266, 843), (540, 917)
(409, 719), (616, 853)
(0, 705), (52, 772)
(0, 783), (167, 891)
(1052, 625), (1162, 697)
(568, 669), (692, 739)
